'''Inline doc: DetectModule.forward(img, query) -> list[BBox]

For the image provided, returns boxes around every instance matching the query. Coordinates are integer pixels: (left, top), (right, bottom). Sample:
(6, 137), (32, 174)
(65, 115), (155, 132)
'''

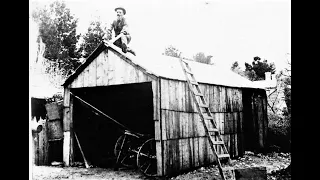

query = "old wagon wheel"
(136, 138), (157, 176)
(114, 134), (137, 168)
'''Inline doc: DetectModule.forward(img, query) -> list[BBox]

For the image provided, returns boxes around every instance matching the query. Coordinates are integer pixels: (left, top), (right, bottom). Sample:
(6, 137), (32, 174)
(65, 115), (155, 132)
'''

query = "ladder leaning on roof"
(178, 56), (234, 180)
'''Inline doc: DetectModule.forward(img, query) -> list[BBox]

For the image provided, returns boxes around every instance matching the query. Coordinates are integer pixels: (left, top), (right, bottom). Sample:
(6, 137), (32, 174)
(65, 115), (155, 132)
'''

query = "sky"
(30, 0), (291, 72)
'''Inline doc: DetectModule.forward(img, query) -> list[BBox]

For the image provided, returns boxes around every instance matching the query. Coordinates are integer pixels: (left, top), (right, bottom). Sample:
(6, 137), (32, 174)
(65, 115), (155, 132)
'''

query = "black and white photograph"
(30, 0), (291, 179)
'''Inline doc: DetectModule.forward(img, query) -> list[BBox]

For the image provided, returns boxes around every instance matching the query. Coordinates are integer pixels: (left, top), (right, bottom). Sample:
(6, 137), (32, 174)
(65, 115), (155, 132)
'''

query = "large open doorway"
(71, 82), (154, 167)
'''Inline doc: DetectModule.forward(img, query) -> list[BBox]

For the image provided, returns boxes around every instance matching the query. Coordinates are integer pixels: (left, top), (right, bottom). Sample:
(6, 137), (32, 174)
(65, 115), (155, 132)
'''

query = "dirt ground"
(31, 152), (290, 180)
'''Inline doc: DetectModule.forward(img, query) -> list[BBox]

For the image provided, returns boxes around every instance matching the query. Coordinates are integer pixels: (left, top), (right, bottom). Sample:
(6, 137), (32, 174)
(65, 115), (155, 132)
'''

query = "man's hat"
(115, 7), (126, 15)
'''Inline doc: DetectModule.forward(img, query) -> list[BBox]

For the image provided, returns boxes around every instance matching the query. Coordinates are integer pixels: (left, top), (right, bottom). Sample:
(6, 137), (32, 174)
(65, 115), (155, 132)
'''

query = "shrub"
(267, 111), (291, 152)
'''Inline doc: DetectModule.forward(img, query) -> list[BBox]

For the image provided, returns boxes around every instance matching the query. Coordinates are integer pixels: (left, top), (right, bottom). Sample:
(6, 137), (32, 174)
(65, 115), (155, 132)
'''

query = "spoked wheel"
(136, 138), (157, 176)
(114, 134), (137, 168)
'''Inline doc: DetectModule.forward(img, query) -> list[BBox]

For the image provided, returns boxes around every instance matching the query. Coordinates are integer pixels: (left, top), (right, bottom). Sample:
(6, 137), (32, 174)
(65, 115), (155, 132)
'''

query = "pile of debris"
(171, 151), (291, 180)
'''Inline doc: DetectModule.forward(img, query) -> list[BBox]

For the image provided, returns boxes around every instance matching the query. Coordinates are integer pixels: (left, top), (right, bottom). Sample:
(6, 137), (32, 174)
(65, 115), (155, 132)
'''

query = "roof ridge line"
(104, 41), (159, 79)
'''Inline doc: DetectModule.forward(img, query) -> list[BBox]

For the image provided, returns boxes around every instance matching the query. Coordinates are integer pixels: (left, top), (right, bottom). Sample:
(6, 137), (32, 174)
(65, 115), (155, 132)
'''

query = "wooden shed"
(62, 42), (268, 176)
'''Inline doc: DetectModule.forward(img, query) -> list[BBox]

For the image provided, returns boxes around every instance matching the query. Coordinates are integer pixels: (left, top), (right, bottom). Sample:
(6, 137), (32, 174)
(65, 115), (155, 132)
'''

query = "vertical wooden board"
(213, 86), (220, 112)
(33, 133), (39, 165)
(224, 134), (230, 156)
(203, 136), (210, 165)
(172, 81), (178, 111)
(161, 110), (170, 140)
(63, 131), (70, 166)
(88, 58), (96, 87)
(162, 140), (168, 175)
(193, 138), (200, 167)
(38, 120), (49, 165)
(220, 113), (225, 134)
(173, 111), (179, 139)
(181, 81), (186, 112)
(182, 139), (191, 170)
(96, 52), (104, 86)
(179, 112), (186, 138)
(156, 140), (163, 176)
(189, 113), (195, 138)
(151, 80), (159, 121)
(238, 111), (243, 133)
(161, 110), (168, 140)
(198, 137), (204, 166)
(213, 113), (219, 132)
(176, 81), (182, 111)
(155, 121), (161, 140)
(220, 86), (226, 112)
(207, 138), (214, 163)
(234, 89), (242, 111)
(115, 54), (126, 84)
(225, 88), (231, 112)
(224, 113), (229, 134)
(233, 112), (238, 133)
(172, 140), (180, 173)
(83, 66), (90, 87)
(262, 96), (268, 147)
(208, 85), (214, 113)
(188, 138), (195, 168)
(136, 70), (146, 83)
(178, 139), (184, 171)
(203, 136), (209, 165)
(70, 76), (77, 88)
(106, 51), (115, 85)
(160, 80), (169, 110)
(257, 98), (265, 149)
(168, 81), (176, 110)
(195, 114), (206, 137)
(101, 51), (110, 86)
(234, 133), (238, 157)
(192, 113), (198, 137)
(152, 80), (157, 121)
(124, 60), (132, 83)
(77, 72), (84, 88)
(184, 82), (191, 112)
(238, 89), (243, 111)
(63, 87), (70, 132)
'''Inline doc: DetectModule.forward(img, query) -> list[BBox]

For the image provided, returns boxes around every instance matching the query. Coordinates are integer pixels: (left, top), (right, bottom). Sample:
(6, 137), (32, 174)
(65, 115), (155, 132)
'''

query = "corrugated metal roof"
(63, 42), (265, 89)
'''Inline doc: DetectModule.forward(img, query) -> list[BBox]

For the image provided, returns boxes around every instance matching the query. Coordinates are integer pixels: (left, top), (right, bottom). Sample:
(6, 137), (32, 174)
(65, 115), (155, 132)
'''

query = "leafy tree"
(193, 52), (213, 64)
(32, 0), (82, 76)
(79, 20), (105, 58)
(164, 45), (181, 58)
(231, 61), (246, 77)
(244, 56), (276, 81)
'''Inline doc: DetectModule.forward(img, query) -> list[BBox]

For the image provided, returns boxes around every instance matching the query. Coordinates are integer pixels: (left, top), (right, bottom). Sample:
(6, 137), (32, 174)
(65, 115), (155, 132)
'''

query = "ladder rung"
(212, 141), (225, 145)
(208, 128), (219, 132)
(184, 68), (193, 74)
(217, 154), (230, 159)
(190, 81), (198, 85)
(208, 129), (219, 136)
(194, 92), (203, 97)
(203, 115), (213, 120)
(199, 103), (209, 108)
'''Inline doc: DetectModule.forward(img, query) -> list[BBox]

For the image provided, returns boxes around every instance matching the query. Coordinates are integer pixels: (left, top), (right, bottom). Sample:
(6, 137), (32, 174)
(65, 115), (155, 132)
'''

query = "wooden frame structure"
(62, 42), (268, 176)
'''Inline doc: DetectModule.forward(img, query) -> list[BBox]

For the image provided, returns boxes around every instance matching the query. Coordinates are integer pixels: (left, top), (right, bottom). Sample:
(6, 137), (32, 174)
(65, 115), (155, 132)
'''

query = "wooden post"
(63, 86), (73, 166)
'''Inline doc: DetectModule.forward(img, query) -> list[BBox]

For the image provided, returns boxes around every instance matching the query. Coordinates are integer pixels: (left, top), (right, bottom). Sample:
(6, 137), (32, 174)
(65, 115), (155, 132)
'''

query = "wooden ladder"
(179, 57), (233, 180)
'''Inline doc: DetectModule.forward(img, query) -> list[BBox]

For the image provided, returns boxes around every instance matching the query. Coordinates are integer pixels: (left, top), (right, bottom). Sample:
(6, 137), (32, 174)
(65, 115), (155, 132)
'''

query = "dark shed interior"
(71, 82), (154, 167)
(242, 88), (268, 153)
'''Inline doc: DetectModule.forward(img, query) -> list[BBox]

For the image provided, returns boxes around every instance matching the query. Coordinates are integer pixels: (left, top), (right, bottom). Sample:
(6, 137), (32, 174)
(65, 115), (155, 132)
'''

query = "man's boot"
(121, 43), (127, 53)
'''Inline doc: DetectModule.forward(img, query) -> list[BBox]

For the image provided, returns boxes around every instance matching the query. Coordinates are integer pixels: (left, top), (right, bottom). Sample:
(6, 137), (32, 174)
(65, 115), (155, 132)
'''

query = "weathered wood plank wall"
(33, 118), (49, 165)
(160, 78), (244, 175)
(71, 50), (156, 89)
(65, 48), (162, 171)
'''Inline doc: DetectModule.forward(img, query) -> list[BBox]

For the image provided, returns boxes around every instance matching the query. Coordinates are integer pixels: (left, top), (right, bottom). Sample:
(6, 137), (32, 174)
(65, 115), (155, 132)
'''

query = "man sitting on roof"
(105, 6), (136, 56)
